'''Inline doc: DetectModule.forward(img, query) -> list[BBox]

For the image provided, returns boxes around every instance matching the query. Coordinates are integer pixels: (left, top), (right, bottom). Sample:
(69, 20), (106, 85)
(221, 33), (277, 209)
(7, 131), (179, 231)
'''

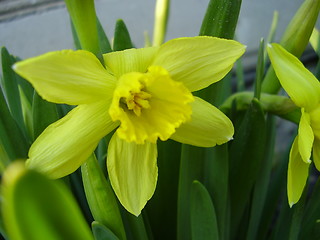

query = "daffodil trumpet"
(14, 36), (245, 216)
(268, 43), (320, 207)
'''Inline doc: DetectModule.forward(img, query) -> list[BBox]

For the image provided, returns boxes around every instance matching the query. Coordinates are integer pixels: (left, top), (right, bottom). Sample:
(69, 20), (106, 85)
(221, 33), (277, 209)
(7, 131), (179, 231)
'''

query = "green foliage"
(2, 162), (94, 240)
(82, 155), (126, 240)
(92, 221), (120, 240)
(113, 19), (134, 51)
(190, 181), (219, 240)
(1, 0), (320, 240)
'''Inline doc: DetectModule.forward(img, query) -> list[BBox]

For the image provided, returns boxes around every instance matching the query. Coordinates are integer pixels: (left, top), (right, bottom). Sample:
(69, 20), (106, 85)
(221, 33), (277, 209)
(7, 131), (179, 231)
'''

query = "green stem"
(220, 92), (300, 123)
(65, 0), (102, 62)
(152, 0), (170, 46)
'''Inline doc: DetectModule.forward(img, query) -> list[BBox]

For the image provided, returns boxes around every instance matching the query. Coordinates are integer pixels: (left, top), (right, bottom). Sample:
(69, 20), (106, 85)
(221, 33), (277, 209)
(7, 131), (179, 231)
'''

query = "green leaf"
(1, 47), (24, 131)
(195, 71), (232, 106)
(121, 212), (149, 240)
(299, 176), (320, 239)
(178, 144), (230, 240)
(198, 0), (242, 106)
(0, 87), (29, 161)
(202, 145), (229, 240)
(2, 161), (94, 240)
(71, 17), (112, 55)
(190, 181), (219, 240)
(113, 19), (133, 51)
(177, 145), (205, 240)
(65, 0), (101, 58)
(270, 193), (292, 240)
(199, 0), (242, 39)
(253, 38), (265, 100)
(81, 155), (126, 240)
(69, 169), (94, 225)
(18, 84), (33, 139)
(70, 19), (82, 50)
(235, 57), (245, 92)
(97, 18), (112, 54)
(246, 115), (276, 240)
(146, 140), (181, 239)
(228, 98), (267, 238)
(92, 221), (119, 240)
(256, 142), (290, 239)
(288, 191), (306, 240)
(32, 91), (59, 140)
(264, 11), (279, 61)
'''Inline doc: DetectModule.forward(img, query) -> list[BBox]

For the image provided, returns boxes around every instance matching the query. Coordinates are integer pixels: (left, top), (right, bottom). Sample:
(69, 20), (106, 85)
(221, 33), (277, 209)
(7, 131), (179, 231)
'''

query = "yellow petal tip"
(289, 202), (295, 208)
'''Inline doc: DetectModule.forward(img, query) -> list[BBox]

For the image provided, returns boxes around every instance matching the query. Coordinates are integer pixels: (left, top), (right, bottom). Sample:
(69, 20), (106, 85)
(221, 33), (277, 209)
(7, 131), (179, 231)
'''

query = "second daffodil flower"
(268, 43), (320, 207)
(14, 36), (245, 216)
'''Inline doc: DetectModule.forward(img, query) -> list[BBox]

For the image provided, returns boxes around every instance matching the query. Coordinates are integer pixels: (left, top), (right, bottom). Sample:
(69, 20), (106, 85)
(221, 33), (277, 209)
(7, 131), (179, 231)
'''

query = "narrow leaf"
(177, 145), (205, 240)
(97, 18), (112, 54)
(246, 115), (276, 240)
(32, 91), (59, 140)
(92, 221), (119, 240)
(146, 140), (181, 239)
(299, 176), (320, 239)
(65, 0), (101, 58)
(113, 19), (133, 51)
(229, 98), (267, 238)
(254, 38), (265, 100)
(203, 145), (229, 240)
(1, 47), (24, 130)
(0, 88), (29, 161)
(82, 155), (126, 240)
(199, 0), (242, 39)
(190, 181), (219, 240)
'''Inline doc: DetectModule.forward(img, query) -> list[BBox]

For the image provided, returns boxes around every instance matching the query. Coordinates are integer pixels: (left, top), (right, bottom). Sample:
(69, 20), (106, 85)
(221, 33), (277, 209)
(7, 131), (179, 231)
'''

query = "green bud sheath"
(81, 155), (127, 240)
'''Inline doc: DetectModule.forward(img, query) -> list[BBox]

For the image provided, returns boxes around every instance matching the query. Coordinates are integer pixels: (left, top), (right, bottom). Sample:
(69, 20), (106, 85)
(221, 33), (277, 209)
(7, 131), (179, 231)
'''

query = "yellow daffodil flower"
(14, 36), (245, 215)
(268, 43), (320, 206)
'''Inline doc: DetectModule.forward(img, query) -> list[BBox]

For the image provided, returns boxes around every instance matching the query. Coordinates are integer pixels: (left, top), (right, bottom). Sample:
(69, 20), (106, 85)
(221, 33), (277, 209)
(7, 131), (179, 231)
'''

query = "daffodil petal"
(13, 50), (116, 105)
(26, 102), (118, 178)
(170, 97), (234, 147)
(107, 134), (158, 216)
(267, 43), (320, 110)
(103, 47), (159, 78)
(152, 36), (245, 92)
(298, 109), (314, 163)
(313, 138), (320, 171)
(287, 137), (310, 207)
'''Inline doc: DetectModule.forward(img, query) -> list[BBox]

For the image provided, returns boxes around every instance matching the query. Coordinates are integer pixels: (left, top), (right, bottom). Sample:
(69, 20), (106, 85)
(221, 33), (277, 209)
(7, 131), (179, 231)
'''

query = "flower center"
(109, 66), (194, 144)
(121, 90), (151, 116)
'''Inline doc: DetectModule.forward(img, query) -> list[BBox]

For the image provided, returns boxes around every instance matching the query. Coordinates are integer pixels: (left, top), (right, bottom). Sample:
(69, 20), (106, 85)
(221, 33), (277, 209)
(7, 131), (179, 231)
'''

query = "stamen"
(124, 89), (151, 116)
